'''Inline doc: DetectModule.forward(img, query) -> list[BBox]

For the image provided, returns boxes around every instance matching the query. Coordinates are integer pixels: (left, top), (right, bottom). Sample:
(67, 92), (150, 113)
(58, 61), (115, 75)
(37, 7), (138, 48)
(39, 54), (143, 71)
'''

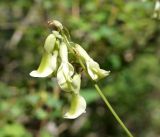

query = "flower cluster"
(30, 20), (110, 119)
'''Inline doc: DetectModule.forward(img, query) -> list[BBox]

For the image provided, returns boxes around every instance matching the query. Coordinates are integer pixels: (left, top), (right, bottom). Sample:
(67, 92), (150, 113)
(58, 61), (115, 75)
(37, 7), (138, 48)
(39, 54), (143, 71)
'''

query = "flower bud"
(53, 20), (63, 30)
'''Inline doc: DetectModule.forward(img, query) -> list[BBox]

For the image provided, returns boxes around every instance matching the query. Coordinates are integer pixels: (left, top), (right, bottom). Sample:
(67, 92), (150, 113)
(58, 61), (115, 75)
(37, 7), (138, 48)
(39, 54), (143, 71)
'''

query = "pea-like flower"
(63, 93), (86, 119)
(75, 44), (110, 81)
(30, 50), (58, 77)
(30, 33), (60, 77)
(86, 59), (110, 81)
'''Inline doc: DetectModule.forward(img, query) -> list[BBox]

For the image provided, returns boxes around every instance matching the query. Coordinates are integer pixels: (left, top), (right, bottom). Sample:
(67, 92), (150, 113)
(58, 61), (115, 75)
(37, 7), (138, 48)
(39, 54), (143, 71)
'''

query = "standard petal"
(44, 34), (56, 53)
(64, 94), (86, 119)
(30, 52), (54, 77)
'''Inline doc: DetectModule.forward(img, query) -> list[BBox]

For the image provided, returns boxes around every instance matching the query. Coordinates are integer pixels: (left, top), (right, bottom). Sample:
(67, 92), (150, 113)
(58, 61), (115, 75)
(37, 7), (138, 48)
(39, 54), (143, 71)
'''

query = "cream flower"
(86, 59), (110, 81)
(30, 31), (60, 78)
(30, 51), (58, 77)
(75, 44), (110, 81)
(63, 94), (86, 119)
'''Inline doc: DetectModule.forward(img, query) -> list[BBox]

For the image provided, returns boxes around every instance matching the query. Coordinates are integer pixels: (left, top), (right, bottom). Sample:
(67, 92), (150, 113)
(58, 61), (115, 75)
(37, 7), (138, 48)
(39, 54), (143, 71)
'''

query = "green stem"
(94, 84), (134, 137)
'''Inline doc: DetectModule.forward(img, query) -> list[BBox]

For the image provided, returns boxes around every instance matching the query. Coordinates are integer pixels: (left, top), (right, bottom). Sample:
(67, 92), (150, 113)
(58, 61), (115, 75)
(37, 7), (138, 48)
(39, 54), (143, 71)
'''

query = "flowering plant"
(30, 20), (134, 137)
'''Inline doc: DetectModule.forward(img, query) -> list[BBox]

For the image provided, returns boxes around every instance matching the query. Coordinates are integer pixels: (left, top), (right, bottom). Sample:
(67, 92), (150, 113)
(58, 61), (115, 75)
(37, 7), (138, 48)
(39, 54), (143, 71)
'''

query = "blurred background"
(0, 0), (160, 137)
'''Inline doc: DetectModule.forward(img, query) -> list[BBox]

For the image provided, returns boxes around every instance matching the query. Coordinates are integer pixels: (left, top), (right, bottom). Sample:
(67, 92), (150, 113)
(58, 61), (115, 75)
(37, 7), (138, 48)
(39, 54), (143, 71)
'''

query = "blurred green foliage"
(0, 0), (160, 137)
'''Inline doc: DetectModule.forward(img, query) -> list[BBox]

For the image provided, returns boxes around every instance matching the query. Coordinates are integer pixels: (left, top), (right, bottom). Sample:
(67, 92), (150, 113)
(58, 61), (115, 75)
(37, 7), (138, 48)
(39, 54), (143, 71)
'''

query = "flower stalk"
(94, 84), (134, 137)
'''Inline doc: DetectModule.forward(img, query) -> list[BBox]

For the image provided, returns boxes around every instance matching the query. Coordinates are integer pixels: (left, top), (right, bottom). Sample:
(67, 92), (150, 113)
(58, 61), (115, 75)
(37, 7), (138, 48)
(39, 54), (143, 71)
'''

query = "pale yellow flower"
(30, 50), (58, 77)
(75, 44), (110, 81)
(86, 59), (110, 81)
(64, 94), (86, 119)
